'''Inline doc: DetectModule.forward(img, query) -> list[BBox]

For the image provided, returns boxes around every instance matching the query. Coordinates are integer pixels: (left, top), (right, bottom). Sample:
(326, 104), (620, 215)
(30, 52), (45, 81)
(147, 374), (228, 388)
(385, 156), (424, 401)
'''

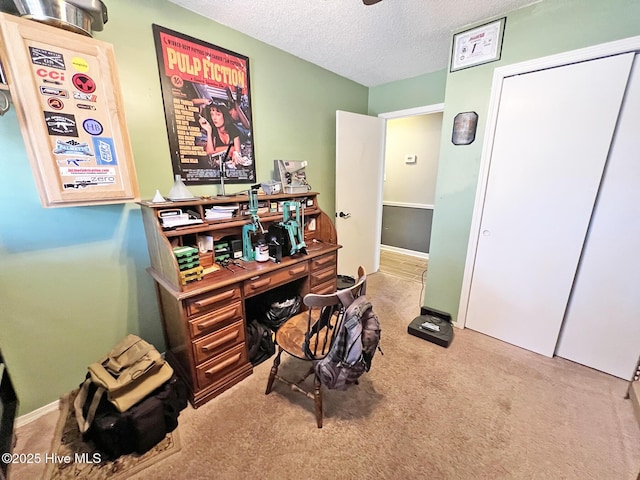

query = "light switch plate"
(405, 154), (417, 164)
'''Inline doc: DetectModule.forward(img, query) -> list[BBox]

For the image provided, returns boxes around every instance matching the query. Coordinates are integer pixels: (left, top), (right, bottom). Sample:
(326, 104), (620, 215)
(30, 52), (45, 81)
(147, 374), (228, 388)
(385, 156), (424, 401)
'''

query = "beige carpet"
(126, 272), (639, 480)
(14, 272), (640, 479)
(41, 390), (181, 480)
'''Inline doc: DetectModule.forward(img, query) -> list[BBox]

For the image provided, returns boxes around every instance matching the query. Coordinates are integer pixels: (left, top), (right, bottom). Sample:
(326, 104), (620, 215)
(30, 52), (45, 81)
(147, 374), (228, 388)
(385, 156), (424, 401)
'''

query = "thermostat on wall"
(404, 154), (417, 164)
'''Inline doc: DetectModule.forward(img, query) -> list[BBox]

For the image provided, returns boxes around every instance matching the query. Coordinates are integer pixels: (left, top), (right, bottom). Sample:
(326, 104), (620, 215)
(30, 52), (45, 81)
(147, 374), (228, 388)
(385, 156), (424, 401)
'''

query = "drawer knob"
(314, 256), (334, 267)
(250, 278), (272, 289)
(201, 331), (240, 352)
(288, 265), (306, 276)
(193, 289), (236, 308)
(204, 353), (242, 376)
(197, 308), (239, 330)
(316, 269), (333, 280)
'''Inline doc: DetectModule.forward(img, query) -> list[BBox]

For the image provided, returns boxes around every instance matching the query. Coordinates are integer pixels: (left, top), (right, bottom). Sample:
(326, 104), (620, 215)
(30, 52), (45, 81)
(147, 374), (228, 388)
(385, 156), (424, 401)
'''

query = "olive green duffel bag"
(74, 334), (174, 433)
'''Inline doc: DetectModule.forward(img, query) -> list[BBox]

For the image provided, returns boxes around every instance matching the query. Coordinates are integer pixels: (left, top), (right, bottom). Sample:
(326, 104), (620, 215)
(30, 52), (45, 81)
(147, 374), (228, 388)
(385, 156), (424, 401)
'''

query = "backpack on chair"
(314, 289), (382, 390)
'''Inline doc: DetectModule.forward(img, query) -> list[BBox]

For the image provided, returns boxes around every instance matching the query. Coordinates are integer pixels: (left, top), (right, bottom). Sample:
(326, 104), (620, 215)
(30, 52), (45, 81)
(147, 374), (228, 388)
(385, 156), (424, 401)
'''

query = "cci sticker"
(92, 137), (118, 165)
(36, 68), (65, 83)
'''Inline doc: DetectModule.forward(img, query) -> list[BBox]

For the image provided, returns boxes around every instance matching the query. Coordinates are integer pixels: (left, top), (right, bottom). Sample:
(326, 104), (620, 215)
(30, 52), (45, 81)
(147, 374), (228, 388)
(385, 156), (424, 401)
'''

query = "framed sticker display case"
(0, 13), (139, 208)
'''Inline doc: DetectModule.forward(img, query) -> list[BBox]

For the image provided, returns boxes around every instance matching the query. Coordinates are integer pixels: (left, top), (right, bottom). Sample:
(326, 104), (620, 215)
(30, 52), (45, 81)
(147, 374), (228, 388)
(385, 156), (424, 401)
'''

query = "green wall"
(368, 69), (447, 115)
(0, 0), (367, 415)
(370, 0), (640, 323)
(4, 0), (640, 416)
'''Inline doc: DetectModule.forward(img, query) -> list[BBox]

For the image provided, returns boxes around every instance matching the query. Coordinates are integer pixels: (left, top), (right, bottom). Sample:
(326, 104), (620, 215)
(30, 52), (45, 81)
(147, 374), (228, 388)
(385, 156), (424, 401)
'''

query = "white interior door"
(556, 55), (640, 379)
(465, 53), (634, 357)
(335, 110), (384, 278)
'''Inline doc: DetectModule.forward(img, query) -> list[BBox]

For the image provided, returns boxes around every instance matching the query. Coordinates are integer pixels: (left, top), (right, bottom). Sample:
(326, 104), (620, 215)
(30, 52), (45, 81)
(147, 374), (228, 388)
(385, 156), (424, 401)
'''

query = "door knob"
(336, 211), (351, 219)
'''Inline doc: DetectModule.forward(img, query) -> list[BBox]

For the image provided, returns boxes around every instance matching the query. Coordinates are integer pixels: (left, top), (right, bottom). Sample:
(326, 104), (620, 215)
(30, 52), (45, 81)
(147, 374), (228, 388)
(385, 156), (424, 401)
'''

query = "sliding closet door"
(555, 55), (640, 378)
(465, 53), (634, 357)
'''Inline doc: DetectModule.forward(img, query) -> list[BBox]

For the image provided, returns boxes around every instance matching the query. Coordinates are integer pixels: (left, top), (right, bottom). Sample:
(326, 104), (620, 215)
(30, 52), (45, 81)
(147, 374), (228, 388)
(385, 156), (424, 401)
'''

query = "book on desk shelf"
(205, 205), (237, 220)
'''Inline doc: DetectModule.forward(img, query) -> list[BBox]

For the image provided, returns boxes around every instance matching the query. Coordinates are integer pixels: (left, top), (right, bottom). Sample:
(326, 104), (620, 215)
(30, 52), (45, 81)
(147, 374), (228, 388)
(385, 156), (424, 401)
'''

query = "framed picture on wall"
(452, 111), (479, 145)
(152, 25), (256, 185)
(450, 17), (506, 72)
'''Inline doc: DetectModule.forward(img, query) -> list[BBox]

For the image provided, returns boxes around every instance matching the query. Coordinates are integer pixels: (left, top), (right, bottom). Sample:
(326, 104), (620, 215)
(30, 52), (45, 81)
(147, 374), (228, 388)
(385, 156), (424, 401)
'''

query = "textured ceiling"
(168, 0), (539, 87)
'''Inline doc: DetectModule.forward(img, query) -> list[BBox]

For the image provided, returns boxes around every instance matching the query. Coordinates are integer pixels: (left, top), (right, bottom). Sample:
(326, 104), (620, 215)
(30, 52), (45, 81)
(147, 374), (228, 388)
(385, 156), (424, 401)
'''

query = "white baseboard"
(380, 244), (429, 260)
(16, 400), (59, 428)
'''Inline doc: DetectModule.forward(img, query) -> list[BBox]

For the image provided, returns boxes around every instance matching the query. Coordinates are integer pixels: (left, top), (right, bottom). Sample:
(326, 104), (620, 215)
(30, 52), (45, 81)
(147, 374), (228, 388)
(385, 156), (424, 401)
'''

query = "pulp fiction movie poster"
(152, 25), (256, 185)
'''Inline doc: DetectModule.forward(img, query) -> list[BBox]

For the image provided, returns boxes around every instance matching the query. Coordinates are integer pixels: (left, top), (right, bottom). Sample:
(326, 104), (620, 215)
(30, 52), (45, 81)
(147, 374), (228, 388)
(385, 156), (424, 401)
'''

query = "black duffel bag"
(80, 374), (187, 458)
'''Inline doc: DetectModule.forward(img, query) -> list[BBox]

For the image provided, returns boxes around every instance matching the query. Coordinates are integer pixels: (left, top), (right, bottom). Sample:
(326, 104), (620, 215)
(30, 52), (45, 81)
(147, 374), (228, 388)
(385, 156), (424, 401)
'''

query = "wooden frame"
(0, 13), (139, 207)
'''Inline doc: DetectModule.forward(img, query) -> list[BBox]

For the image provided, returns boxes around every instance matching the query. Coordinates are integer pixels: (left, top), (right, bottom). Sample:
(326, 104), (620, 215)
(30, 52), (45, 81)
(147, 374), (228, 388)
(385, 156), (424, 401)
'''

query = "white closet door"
(465, 53), (634, 357)
(556, 55), (640, 379)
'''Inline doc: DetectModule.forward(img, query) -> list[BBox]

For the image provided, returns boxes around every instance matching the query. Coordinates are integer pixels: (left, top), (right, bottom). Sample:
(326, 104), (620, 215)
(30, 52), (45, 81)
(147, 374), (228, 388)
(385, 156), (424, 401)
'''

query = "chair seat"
(265, 266), (367, 428)
(275, 310), (330, 360)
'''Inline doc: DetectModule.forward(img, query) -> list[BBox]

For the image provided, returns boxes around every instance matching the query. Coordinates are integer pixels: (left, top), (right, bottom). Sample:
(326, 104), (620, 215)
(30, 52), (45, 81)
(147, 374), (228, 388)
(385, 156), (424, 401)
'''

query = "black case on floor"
(407, 306), (454, 348)
(82, 374), (187, 458)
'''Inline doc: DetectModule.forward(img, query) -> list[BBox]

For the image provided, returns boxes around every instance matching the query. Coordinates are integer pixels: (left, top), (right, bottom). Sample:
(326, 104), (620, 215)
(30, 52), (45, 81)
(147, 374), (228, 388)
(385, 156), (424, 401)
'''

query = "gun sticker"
(59, 167), (116, 188)
(53, 139), (94, 156)
(57, 158), (90, 167)
(29, 47), (65, 70)
(43, 111), (78, 137)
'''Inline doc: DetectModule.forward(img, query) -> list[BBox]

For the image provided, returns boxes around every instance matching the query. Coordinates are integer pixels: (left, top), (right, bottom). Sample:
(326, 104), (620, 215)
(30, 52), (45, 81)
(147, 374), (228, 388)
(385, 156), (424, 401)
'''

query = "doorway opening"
(377, 104), (443, 282)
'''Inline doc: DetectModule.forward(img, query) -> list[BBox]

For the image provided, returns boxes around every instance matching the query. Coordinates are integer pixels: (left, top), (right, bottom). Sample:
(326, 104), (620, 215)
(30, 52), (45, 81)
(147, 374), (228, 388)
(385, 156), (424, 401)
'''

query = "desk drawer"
(244, 262), (309, 298)
(310, 264), (337, 287)
(192, 320), (245, 364)
(188, 300), (243, 338)
(311, 252), (337, 272)
(311, 279), (337, 295)
(186, 286), (242, 317)
(196, 343), (248, 390)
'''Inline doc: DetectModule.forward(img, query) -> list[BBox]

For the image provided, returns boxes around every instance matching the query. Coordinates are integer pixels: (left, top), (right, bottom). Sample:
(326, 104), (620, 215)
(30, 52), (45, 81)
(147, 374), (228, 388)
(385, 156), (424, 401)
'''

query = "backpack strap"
(73, 378), (105, 434)
(303, 305), (336, 359)
(336, 288), (356, 308)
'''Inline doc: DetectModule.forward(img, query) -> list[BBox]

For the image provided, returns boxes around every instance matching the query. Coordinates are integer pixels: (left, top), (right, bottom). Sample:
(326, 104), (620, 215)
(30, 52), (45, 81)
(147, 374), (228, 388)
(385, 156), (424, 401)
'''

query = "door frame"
(457, 34), (640, 329)
(377, 103), (445, 264)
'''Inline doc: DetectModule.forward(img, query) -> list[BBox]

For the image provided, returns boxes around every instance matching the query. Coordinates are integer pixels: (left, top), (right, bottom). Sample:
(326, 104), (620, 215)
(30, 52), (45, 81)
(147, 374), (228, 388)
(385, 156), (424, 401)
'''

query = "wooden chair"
(265, 267), (366, 428)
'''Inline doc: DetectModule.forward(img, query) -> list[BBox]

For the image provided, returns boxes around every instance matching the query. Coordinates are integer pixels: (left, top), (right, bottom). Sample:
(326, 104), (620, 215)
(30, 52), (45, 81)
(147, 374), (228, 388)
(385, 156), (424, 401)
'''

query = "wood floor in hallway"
(378, 249), (428, 283)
